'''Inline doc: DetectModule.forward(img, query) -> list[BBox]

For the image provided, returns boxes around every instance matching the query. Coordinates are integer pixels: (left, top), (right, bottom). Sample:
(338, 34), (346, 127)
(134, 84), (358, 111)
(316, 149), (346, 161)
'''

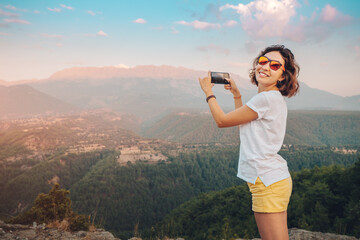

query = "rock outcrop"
(288, 228), (358, 240)
(0, 220), (120, 240)
(0, 221), (358, 240)
(235, 229), (358, 240)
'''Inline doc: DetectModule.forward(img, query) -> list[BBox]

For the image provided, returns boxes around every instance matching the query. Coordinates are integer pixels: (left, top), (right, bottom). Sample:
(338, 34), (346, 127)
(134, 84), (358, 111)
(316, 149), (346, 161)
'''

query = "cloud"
(5, 5), (28, 12)
(83, 32), (108, 37)
(40, 33), (63, 39)
(290, 4), (352, 42)
(176, 20), (220, 30)
(34, 10), (40, 14)
(220, 0), (297, 38)
(171, 27), (179, 34)
(97, 30), (107, 37)
(5, 5), (17, 11)
(0, 9), (19, 17)
(152, 26), (164, 30)
(4, 18), (30, 24)
(133, 18), (147, 24)
(87, 10), (96, 16)
(319, 4), (351, 27)
(0, 32), (10, 36)
(60, 4), (74, 10)
(220, 0), (352, 43)
(197, 44), (230, 55)
(48, 8), (62, 12)
(224, 20), (237, 27)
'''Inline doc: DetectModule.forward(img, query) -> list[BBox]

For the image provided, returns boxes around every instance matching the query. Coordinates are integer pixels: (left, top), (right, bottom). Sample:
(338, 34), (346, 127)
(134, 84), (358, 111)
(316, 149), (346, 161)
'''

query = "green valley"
(0, 110), (359, 239)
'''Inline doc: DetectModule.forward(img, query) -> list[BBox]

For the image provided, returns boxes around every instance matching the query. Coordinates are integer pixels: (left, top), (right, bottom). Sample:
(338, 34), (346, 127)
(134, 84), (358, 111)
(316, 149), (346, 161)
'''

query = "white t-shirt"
(237, 90), (290, 187)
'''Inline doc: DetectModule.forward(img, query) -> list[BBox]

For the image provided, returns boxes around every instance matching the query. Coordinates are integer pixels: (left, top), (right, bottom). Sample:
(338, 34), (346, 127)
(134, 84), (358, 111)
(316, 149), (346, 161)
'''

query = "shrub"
(8, 183), (90, 231)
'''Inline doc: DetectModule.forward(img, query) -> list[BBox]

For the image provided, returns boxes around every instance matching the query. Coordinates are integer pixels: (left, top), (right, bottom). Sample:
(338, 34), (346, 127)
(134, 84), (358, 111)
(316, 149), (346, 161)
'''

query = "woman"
(199, 45), (300, 240)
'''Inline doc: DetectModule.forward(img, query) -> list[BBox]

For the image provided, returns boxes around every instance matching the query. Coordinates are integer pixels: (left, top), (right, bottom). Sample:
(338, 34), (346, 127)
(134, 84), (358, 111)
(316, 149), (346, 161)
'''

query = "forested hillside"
(69, 147), (241, 238)
(142, 110), (360, 146)
(0, 150), (110, 217)
(1, 145), (359, 239)
(152, 161), (360, 240)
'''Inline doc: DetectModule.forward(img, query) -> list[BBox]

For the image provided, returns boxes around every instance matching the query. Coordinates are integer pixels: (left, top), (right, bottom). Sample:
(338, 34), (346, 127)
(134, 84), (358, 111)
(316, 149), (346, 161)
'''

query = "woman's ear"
(280, 73), (285, 81)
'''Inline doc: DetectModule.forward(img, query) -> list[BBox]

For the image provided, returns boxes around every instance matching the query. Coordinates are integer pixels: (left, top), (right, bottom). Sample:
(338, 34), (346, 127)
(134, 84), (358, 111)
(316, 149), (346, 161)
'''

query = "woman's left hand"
(199, 71), (214, 96)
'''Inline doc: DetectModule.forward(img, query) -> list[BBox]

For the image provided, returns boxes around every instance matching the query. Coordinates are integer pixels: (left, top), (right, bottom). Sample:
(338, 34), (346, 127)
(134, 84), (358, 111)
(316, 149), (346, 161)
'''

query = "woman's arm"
(207, 97), (257, 128)
(199, 72), (258, 128)
(234, 97), (243, 109)
(224, 79), (243, 109)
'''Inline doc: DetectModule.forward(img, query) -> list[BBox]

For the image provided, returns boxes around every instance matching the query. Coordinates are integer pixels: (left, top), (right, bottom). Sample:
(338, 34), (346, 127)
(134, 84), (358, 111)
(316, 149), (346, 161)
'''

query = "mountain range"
(0, 65), (359, 120)
(0, 85), (77, 120)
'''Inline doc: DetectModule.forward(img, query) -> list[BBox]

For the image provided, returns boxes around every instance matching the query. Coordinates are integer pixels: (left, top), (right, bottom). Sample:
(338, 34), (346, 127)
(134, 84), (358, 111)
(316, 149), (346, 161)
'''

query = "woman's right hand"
(224, 78), (241, 97)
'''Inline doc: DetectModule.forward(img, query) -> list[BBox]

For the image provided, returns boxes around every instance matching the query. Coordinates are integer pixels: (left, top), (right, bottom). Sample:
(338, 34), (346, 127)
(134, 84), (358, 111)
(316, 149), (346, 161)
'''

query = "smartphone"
(211, 72), (230, 84)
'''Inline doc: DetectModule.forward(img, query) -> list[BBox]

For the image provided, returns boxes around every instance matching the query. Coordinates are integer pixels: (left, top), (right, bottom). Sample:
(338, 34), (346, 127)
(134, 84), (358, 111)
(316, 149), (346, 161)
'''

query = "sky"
(0, 0), (359, 97)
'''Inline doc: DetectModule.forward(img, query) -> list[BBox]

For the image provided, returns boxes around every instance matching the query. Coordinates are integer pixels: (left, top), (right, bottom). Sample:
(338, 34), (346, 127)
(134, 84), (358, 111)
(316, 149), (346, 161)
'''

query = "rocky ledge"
(0, 221), (358, 240)
(236, 229), (358, 240)
(288, 228), (358, 240)
(0, 220), (120, 240)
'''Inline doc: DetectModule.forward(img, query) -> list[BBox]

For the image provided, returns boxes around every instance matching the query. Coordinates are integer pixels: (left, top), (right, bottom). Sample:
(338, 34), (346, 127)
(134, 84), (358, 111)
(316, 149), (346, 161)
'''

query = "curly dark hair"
(249, 45), (300, 98)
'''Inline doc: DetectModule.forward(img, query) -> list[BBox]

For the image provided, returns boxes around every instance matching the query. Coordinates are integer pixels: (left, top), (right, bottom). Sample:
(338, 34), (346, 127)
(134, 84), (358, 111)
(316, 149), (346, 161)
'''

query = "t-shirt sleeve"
(246, 93), (270, 119)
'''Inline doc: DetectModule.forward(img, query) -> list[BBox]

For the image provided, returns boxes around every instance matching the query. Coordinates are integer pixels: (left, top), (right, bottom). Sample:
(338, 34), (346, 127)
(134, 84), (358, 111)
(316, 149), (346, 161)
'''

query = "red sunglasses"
(258, 56), (285, 71)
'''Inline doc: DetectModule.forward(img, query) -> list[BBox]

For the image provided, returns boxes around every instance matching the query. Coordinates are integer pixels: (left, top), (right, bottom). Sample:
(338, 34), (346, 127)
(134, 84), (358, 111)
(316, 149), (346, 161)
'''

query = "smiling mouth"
(259, 72), (269, 77)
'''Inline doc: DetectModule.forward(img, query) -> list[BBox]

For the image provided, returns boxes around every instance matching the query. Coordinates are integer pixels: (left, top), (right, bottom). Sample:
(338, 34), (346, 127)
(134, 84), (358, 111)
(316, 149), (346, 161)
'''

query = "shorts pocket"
(269, 177), (292, 197)
(248, 178), (267, 194)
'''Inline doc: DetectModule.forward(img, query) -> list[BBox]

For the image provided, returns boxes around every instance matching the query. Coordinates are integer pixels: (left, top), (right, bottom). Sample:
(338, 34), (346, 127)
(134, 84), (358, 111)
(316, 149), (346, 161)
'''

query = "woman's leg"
(254, 211), (289, 240)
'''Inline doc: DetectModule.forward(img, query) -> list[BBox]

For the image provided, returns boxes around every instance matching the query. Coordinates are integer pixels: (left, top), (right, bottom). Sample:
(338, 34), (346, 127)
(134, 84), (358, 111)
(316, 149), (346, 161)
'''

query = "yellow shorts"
(247, 177), (292, 213)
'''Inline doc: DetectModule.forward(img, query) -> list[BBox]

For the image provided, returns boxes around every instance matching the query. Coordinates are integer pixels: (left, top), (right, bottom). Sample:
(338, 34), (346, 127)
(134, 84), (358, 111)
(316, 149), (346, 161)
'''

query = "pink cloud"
(87, 10), (96, 16)
(60, 4), (74, 10)
(4, 18), (30, 24)
(40, 33), (63, 39)
(97, 30), (108, 37)
(220, 0), (297, 38)
(48, 8), (62, 12)
(83, 32), (109, 37)
(5, 5), (17, 11)
(171, 27), (179, 34)
(224, 20), (237, 27)
(288, 5), (352, 42)
(221, 0), (352, 43)
(0, 9), (19, 17)
(133, 18), (147, 24)
(176, 20), (220, 30)
(5, 5), (28, 12)
(319, 4), (351, 27)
